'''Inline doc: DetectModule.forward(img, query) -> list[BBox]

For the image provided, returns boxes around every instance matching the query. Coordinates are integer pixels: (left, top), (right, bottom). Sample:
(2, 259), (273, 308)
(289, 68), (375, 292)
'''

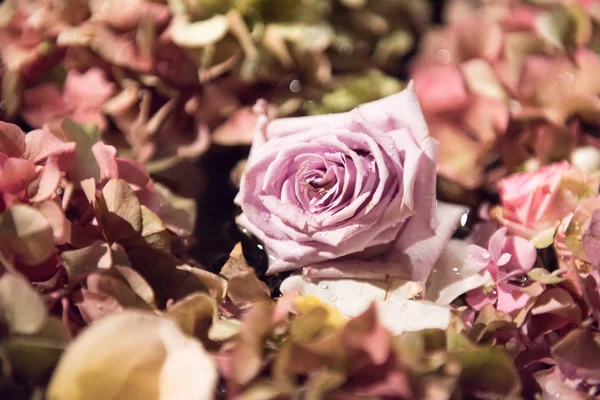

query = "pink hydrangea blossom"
(466, 227), (537, 313)
(22, 67), (116, 130)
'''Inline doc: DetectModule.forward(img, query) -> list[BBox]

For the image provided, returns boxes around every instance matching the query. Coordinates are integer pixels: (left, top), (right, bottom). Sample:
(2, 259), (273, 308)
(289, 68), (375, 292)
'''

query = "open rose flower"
(236, 83), (466, 283)
(465, 227), (537, 313)
(492, 161), (598, 247)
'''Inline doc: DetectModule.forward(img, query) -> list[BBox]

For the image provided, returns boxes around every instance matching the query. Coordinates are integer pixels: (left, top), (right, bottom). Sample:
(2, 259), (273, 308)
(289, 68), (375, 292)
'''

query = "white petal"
(426, 239), (492, 305)
(280, 275), (451, 334)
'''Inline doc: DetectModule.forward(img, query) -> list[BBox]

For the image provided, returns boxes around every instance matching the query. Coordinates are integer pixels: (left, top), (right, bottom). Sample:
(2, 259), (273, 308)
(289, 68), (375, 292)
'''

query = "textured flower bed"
(1, 0), (600, 399)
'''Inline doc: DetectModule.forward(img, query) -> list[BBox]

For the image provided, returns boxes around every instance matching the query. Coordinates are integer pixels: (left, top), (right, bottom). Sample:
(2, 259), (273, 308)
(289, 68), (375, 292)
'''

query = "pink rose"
(493, 161), (598, 244)
(236, 84), (466, 283)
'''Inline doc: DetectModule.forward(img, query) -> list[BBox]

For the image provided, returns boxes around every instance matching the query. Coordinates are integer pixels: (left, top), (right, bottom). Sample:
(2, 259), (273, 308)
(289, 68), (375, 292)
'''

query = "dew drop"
(430, 217), (437, 229)
(436, 49), (451, 64)
(56, 187), (63, 195)
(460, 212), (468, 227)
(303, 100), (315, 112)
(399, 303), (409, 312)
(319, 283), (328, 290)
(289, 79), (302, 93)
(509, 100), (522, 114)
(257, 244), (264, 250)
(329, 295), (337, 302)
(520, 275), (528, 286)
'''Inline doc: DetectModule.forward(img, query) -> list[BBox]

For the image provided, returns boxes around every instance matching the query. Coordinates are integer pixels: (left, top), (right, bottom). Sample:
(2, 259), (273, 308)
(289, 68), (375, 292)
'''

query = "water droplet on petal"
(436, 49), (452, 64)
(509, 100), (522, 113)
(460, 212), (469, 227)
(289, 79), (302, 93)
(430, 217), (437, 229)
(329, 295), (337, 302)
(257, 244), (264, 250)
(319, 283), (328, 290)
(399, 303), (409, 312)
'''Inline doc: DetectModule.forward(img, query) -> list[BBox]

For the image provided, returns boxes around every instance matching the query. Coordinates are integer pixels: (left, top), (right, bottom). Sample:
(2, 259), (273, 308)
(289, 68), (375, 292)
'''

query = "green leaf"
(531, 226), (557, 249)
(528, 268), (565, 284)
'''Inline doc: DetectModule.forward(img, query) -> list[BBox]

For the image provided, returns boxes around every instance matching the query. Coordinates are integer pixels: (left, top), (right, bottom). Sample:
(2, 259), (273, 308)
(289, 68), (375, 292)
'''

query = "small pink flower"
(466, 228), (537, 313)
(22, 68), (116, 130)
(413, 64), (469, 114)
(493, 161), (598, 243)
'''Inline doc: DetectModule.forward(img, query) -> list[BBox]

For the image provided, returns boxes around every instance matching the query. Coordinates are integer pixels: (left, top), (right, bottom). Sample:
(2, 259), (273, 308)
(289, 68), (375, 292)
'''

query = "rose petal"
(280, 275), (451, 334)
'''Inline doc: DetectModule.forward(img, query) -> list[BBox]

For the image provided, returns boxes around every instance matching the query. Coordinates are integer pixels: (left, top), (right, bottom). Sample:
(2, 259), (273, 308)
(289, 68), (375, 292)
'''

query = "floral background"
(2, 0), (600, 399)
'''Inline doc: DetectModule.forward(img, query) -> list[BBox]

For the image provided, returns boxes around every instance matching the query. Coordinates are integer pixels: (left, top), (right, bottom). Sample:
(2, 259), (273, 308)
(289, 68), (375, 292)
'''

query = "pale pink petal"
(303, 202), (467, 283)
(91, 142), (118, 183)
(0, 121), (26, 157)
(23, 128), (76, 172)
(63, 67), (116, 129)
(412, 64), (469, 113)
(465, 287), (496, 311)
(503, 235), (537, 273)
(29, 157), (62, 203)
(496, 252), (512, 267)
(22, 83), (70, 128)
(0, 157), (36, 194)
(496, 282), (531, 314)
(426, 240), (493, 304)
(488, 227), (508, 263)
(466, 244), (491, 267)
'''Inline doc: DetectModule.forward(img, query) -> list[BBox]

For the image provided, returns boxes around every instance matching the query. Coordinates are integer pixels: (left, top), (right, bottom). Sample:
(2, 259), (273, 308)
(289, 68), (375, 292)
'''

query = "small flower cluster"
(412, 0), (600, 191)
(0, 0), (428, 171)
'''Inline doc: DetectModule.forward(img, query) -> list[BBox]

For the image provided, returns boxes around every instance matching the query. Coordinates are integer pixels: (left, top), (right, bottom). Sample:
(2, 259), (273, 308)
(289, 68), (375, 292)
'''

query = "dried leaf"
(171, 15), (229, 48)
(0, 274), (46, 335)
(0, 205), (55, 266)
